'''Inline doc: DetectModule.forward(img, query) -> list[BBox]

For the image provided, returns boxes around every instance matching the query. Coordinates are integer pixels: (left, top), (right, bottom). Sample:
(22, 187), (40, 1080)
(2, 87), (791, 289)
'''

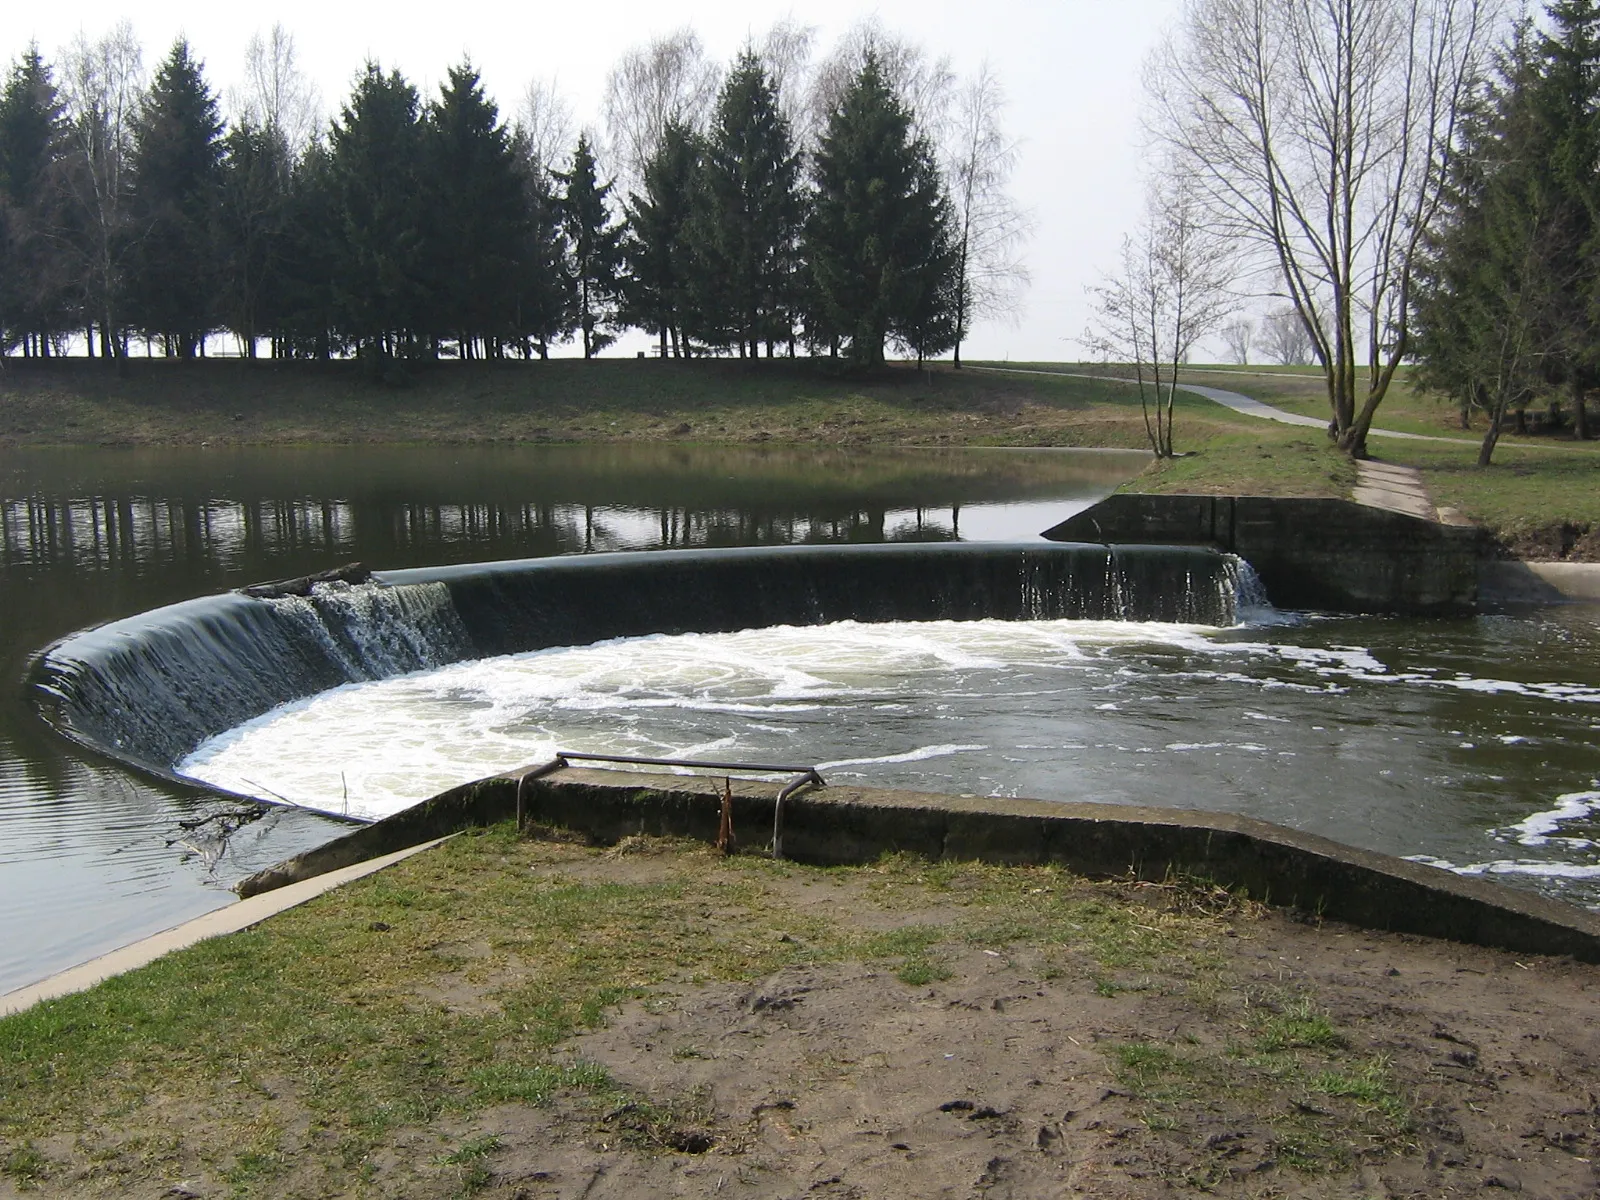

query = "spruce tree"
(691, 52), (803, 357)
(0, 47), (70, 356)
(217, 120), (292, 357)
(623, 120), (701, 358)
(126, 39), (224, 357)
(328, 62), (427, 365)
(806, 53), (959, 366)
(423, 62), (528, 359)
(554, 133), (623, 358)
(507, 127), (574, 359)
(276, 141), (342, 359)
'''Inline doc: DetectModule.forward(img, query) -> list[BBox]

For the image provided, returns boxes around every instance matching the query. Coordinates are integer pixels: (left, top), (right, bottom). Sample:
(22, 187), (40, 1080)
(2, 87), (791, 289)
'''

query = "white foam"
(1506, 791), (1600, 847)
(818, 744), (988, 771)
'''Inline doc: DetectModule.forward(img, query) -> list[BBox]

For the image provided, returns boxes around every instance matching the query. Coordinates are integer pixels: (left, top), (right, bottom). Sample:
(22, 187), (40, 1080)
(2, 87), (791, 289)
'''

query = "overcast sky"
(2, 1), (1187, 362)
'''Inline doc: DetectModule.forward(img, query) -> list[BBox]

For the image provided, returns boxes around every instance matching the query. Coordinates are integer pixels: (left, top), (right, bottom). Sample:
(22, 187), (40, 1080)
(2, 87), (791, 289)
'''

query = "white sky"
(3, 1), (1186, 362)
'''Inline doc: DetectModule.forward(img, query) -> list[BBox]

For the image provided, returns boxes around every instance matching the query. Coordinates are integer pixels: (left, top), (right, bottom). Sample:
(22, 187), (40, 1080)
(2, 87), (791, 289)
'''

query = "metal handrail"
(513, 751), (825, 859)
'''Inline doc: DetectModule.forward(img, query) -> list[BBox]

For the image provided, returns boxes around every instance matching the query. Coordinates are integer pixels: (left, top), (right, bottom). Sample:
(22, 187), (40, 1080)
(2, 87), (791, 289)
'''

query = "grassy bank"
(6, 827), (1594, 1198)
(1, 356), (1594, 553)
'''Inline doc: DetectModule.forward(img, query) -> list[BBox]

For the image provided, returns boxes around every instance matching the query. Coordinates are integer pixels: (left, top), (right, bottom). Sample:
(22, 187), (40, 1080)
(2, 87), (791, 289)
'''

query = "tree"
(422, 61), (528, 358)
(126, 38), (225, 358)
(555, 132), (624, 358)
(944, 62), (1031, 367)
(623, 120), (701, 358)
(516, 76), (573, 174)
(1260, 305), (1316, 365)
(0, 47), (71, 356)
(327, 62), (427, 365)
(217, 118), (292, 357)
(57, 22), (144, 360)
(1412, 21), (1578, 463)
(1087, 174), (1235, 457)
(232, 24), (319, 157)
(806, 53), (960, 367)
(690, 51), (804, 357)
(1149, 0), (1503, 457)
(1220, 317), (1253, 364)
(808, 19), (954, 151)
(508, 126), (573, 359)
(603, 30), (719, 192)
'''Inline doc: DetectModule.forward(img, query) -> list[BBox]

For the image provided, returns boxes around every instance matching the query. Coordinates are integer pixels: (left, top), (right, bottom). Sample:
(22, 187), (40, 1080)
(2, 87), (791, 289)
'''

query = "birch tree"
(944, 62), (1032, 367)
(1087, 175), (1235, 457)
(233, 25), (320, 155)
(1148, 0), (1503, 456)
(602, 29), (719, 192)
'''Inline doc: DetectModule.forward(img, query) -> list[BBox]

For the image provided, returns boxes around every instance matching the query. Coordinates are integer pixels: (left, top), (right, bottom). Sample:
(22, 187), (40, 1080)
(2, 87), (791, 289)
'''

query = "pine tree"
(275, 141), (342, 359)
(690, 52), (803, 357)
(423, 61), (528, 359)
(806, 53), (959, 367)
(508, 127), (574, 359)
(217, 119), (292, 357)
(126, 39), (224, 357)
(328, 62), (427, 365)
(554, 133), (624, 358)
(0, 47), (71, 356)
(623, 120), (701, 358)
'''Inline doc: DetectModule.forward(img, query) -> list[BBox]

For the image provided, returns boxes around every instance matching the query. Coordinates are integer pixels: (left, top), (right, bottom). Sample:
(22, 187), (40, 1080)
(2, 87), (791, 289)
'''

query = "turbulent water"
(180, 604), (1600, 907)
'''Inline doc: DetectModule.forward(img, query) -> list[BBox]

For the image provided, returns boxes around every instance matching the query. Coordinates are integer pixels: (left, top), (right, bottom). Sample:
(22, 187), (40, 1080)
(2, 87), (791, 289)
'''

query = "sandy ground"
(431, 849), (1600, 1199)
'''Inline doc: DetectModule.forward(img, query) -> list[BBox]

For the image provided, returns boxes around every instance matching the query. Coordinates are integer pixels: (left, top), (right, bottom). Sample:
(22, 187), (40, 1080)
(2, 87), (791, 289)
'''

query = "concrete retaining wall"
(1044, 494), (1485, 614)
(237, 767), (1600, 964)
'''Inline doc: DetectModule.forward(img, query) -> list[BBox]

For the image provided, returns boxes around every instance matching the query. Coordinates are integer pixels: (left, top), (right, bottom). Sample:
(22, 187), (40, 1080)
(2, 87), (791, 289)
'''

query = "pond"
(0, 443), (1142, 995)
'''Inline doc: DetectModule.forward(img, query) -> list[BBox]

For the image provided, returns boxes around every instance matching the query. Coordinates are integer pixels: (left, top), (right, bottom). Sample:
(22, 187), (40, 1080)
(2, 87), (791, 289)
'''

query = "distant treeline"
(0, 24), (1025, 369)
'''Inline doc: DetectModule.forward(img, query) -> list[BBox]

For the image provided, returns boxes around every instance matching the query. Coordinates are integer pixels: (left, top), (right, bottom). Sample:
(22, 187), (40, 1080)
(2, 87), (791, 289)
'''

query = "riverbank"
(3, 826), (1597, 1198)
(0, 356), (1593, 557)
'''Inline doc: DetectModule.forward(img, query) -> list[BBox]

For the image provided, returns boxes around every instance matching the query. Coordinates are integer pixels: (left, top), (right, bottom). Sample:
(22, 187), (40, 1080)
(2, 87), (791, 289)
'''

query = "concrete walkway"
(0, 836), (451, 1016)
(972, 365), (1479, 446)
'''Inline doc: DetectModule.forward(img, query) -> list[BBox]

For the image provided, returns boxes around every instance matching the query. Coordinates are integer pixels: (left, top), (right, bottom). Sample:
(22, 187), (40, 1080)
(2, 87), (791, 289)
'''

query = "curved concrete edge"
(237, 768), (1600, 965)
(0, 836), (451, 1017)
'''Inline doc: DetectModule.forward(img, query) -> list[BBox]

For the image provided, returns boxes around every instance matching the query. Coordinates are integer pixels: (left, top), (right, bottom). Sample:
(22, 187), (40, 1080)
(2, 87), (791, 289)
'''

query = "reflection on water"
(0, 444), (1142, 995)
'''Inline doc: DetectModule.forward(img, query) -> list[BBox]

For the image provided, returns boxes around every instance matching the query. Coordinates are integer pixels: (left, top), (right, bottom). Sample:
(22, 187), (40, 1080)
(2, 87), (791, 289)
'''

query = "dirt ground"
(434, 847), (1600, 1200)
(5, 836), (1600, 1199)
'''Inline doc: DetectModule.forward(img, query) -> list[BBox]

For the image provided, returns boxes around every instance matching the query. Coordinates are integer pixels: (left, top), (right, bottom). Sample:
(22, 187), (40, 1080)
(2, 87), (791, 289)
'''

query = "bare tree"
(232, 24), (321, 153)
(1259, 305), (1316, 365)
(1148, 0), (1503, 456)
(517, 76), (575, 173)
(945, 63), (1032, 367)
(602, 29), (720, 191)
(1220, 316), (1254, 363)
(758, 19), (819, 145)
(1086, 173), (1236, 457)
(57, 21), (145, 361)
(808, 18), (955, 149)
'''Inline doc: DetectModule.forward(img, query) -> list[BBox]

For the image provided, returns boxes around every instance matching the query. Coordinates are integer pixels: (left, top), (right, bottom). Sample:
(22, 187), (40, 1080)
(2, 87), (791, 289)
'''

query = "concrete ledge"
(1045, 493), (1485, 614)
(237, 769), (1600, 965)
(2, 836), (450, 1015)
(1482, 560), (1600, 604)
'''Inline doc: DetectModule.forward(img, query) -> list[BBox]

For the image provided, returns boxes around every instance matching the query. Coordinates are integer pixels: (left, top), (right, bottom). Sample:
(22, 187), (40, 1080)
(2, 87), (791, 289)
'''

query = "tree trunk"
(1574, 377), (1590, 441)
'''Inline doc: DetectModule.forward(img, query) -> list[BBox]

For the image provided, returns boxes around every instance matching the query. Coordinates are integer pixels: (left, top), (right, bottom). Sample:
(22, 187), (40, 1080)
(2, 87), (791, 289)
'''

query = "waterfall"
(36, 542), (1275, 784)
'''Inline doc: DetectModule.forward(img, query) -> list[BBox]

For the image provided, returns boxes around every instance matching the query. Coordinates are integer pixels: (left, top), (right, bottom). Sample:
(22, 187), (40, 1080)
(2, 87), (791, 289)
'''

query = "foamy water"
(176, 614), (1600, 903)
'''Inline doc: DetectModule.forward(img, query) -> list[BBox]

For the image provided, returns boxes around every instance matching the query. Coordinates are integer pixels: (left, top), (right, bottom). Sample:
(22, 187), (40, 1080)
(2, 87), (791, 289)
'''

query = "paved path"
(971, 365), (1478, 445)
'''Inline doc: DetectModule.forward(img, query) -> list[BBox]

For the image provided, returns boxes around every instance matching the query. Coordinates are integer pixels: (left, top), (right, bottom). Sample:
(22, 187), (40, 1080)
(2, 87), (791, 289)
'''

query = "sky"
(2, 0), (1187, 362)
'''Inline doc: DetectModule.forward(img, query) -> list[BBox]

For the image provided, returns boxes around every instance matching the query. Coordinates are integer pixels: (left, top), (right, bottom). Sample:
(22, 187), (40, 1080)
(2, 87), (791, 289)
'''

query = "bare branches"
(1149, 0), (1504, 456)
(517, 76), (574, 173)
(233, 24), (321, 153)
(945, 62), (1033, 364)
(1086, 173), (1237, 456)
(602, 29), (720, 191)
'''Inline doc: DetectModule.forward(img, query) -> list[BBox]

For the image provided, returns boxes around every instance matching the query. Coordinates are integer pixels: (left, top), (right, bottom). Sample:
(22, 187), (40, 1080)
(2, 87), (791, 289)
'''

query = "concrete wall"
(1044, 494), (1485, 614)
(236, 767), (1600, 965)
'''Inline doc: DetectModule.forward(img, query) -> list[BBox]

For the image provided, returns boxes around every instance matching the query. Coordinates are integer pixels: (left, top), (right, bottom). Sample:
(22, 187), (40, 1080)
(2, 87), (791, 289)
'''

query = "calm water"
(0, 444), (1141, 995)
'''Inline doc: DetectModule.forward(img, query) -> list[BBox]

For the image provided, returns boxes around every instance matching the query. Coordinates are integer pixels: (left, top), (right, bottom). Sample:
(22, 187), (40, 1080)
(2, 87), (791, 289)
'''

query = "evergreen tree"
(690, 52), (803, 357)
(623, 119), (700, 358)
(507, 127), (573, 359)
(126, 39), (223, 357)
(423, 61), (528, 359)
(554, 133), (624, 358)
(217, 119), (292, 357)
(328, 62), (426, 365)
(806, 54), (959, 366)
(275, 140), (342, 359)
(1533, 0), (1600, 439)
(0, 47), (71, 356)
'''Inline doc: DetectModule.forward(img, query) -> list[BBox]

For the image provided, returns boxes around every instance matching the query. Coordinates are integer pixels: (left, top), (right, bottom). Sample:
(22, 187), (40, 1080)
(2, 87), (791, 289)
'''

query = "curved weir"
(35, 542), (1253, 782)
